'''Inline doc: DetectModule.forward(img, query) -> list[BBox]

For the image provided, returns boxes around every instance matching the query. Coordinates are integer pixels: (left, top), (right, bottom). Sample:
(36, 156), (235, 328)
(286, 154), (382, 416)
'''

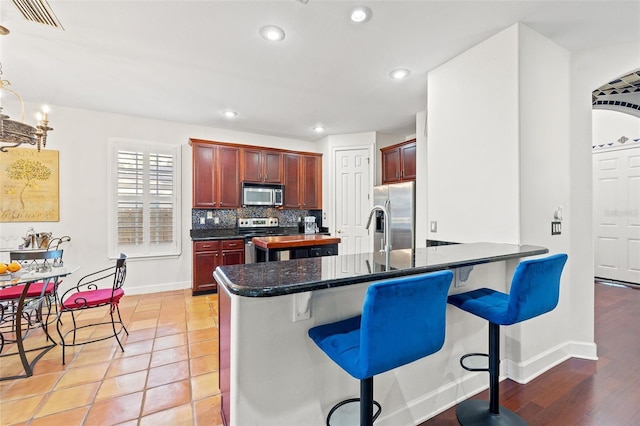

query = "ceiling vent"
(12, 0), (64, 30)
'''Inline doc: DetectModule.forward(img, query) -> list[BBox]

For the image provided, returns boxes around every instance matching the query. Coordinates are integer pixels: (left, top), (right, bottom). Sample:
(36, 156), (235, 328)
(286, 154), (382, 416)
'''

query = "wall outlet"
(206, 211), (214, 219)
(214, 217), (220, 224)
(430, 221), (437, 232)
(199, 217), (206, 225)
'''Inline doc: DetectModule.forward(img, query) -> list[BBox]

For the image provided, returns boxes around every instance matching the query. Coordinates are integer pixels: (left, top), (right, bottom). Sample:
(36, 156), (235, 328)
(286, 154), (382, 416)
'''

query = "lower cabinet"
(193, 239), (244, 294)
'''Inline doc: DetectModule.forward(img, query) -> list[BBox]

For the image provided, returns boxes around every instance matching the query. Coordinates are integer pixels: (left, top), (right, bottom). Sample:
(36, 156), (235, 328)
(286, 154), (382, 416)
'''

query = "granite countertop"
(190, 227), (331, 241)
(252, 234), (341, 249)
(213, 242), (549, 297)
(190, 229), (243, 240)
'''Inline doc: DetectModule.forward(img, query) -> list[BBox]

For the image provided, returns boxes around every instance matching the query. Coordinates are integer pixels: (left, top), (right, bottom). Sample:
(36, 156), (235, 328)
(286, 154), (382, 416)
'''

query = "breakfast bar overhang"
(213, 243), (549, 426)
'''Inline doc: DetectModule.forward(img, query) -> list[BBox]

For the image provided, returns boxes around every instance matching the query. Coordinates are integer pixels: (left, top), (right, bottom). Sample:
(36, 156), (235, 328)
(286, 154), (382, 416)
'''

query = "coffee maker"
(304, 216), (317, 234)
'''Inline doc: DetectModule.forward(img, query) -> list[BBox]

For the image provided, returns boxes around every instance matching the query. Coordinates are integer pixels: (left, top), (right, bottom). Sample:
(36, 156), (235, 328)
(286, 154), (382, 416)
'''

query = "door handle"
(336, 229), (343, 234)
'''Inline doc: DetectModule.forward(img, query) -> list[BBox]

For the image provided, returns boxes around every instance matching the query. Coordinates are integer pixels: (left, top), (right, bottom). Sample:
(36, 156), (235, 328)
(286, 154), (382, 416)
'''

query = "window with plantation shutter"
(108, 139), (181, 259)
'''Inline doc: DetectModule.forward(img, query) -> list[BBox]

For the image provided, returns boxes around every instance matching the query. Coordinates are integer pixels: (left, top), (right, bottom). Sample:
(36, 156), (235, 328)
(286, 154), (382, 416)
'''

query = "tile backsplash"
(191, 208), (321, 229)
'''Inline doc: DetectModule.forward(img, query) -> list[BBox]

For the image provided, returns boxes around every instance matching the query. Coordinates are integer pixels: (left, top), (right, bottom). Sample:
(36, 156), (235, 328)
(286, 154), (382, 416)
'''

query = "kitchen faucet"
(366, 203), (391, 253)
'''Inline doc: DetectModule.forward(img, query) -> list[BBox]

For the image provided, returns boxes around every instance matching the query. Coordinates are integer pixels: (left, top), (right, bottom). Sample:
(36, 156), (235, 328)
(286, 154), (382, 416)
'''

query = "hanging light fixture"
(0, 61), (53, 152)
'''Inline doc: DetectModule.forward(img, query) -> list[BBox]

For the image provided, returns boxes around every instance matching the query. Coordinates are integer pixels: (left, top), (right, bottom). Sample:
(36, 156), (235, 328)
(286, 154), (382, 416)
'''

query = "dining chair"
(56, 254), (128, 364)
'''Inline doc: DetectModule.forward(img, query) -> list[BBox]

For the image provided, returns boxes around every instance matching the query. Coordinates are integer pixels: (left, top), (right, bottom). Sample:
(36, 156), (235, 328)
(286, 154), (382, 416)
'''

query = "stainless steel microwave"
(242, 182), (284, 207)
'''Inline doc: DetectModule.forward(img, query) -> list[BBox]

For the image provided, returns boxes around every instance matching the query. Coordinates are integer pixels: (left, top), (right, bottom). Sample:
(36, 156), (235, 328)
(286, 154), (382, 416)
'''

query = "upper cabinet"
(191, 140), (241, 209)
(192, 139), (321, 210)
(242, 149), (283, 183)
(381, 138), (416, 184)
(283, 153), (322, 209)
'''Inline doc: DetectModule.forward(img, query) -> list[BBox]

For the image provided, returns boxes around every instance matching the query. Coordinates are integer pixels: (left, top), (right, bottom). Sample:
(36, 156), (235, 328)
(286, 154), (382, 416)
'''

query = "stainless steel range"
(238, 217), (283, 263)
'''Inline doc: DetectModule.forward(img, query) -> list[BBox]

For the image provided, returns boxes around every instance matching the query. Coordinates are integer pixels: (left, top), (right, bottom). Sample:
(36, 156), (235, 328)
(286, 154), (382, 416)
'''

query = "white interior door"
(593, 146), (640, 284)
(334, 148), (371, 255)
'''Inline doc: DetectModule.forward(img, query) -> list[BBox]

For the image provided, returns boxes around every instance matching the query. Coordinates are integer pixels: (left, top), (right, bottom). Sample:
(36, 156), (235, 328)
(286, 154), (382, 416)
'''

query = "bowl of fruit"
(0, 261), (23, 281)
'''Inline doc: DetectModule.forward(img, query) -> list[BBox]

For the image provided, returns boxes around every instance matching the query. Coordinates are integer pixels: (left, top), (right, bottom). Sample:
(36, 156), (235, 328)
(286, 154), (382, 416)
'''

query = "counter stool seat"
(309, 270), (454, 426)
(447, 253), (568, 426)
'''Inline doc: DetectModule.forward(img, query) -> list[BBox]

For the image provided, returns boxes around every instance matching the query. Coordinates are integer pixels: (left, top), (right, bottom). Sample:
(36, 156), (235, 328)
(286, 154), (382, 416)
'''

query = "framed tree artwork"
(0, 148), (59, 222)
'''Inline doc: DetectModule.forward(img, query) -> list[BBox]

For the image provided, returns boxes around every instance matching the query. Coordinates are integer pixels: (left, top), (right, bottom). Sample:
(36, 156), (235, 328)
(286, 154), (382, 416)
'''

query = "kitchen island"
(252, 234), (340, 262)
(214, 243), (549, 426)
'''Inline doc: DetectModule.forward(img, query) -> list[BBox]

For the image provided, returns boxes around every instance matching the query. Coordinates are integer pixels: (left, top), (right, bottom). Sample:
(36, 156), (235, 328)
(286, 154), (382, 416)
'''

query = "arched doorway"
(592, 69), (640, 286)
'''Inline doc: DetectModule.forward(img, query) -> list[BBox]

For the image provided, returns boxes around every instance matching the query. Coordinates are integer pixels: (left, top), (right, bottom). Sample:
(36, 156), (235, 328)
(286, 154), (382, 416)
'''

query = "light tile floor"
(0, 289), (223, 426)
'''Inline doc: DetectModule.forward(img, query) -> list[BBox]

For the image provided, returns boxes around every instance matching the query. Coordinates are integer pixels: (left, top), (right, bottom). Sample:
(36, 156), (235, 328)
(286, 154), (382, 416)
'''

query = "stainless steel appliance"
(372, 181), (416, 251)
(242, 182), (284, 207)
(304, 216), (317, 234)
(238, 217), (286, 263)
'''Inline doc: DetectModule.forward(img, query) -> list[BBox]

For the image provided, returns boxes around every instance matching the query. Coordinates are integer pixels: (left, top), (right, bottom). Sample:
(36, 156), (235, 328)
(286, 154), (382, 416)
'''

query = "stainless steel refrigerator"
(372, 181), (416, 251)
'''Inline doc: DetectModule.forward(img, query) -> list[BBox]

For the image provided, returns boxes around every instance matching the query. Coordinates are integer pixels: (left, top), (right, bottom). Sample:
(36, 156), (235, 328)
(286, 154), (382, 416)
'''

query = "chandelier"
(0, 62), (53, 153)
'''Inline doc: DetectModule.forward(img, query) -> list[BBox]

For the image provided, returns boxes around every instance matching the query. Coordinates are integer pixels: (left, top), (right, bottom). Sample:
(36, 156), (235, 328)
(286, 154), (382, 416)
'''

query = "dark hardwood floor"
(420, 282), (640, 426)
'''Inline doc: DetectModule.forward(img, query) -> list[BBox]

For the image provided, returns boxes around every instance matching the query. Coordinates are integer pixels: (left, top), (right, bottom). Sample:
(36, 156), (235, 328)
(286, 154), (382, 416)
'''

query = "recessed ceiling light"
(313, 126), (325, 133)
(223, 110), (237, 118)
(350, 6), (372, 23)
(259, 25), (286, 42)
(389, 68), (411, 80)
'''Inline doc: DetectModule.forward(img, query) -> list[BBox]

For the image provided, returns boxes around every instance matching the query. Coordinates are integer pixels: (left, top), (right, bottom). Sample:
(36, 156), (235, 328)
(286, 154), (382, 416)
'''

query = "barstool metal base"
(456, 400), (528, 426)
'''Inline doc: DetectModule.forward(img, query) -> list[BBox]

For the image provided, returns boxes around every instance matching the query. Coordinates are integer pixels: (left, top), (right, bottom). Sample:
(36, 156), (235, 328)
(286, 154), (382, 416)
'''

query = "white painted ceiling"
(1, 0), (639, 142)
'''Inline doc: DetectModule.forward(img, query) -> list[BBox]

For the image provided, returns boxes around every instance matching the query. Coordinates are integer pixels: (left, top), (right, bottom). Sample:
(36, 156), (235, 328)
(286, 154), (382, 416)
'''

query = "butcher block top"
(252, 234), (341, 250)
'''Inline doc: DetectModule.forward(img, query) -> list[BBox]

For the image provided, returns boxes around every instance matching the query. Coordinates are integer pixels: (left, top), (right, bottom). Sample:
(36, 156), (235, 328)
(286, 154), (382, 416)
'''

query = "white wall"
(415, 111), (428, 247)
(424, 24), (638, 383)
(512, 24), (573, 372)
(0, 103), (316, 294)
(427, 24), (520, 244)
(592, 109), (640, 144)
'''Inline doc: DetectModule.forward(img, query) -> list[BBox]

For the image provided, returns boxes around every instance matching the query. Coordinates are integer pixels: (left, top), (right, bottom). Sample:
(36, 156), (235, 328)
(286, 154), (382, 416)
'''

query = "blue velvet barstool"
(308, 270), (454, 426)
(447, 253), (568, 426)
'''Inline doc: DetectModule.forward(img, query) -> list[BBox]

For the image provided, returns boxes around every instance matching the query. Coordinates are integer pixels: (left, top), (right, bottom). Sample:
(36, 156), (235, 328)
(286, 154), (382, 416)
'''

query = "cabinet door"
(301, 155), (321, 209)
(193, 249), (220, 292)
(263, 151), (283, 183)
(221, 249), (245, 266)
(400, 142), (416, 181)
(382, 148), (401, 184)
(193, 143), (217, 208)
(242, 149), (263, 182)
(283, 153), (301, 208)
(217, 146), (241, 208)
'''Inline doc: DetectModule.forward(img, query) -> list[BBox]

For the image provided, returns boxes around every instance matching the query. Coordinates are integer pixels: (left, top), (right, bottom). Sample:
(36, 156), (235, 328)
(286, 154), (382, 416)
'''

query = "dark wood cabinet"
(192, 143), (217, 208)
(301, 154), (321, 209)
(218, 145), (242, 208)
(242, 149), (283, 183)
(193, 238), (245, 294)
(283, 153), (301, 208)
(193, 240), (220, 293)
(191, 139), (321, 210)
(283, 153), (322, 209)
(191, 141), (241, 208)
(381, 138), (416, 184)
(221, 239), (245, 266)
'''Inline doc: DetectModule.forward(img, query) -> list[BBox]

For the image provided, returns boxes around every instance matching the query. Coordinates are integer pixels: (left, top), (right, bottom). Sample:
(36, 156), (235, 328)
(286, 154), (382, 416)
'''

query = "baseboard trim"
(125, 280), (191, 295)
(505, 340), (598, 384)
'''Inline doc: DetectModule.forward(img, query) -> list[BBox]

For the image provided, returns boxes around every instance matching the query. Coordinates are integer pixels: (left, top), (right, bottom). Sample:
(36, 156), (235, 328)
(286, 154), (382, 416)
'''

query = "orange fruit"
(7, 261), (21, 273)
(0, 263), (7, 274)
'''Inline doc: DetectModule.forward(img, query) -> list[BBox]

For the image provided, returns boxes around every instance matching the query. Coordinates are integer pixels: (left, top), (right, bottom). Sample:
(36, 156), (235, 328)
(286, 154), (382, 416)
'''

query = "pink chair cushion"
(62, 288), (124, 310)
(0, 282), (55, 300)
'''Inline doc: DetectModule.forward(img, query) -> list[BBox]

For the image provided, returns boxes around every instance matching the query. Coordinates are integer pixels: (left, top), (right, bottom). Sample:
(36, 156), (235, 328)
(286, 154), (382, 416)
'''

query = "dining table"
(0, 264), (80, 380)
